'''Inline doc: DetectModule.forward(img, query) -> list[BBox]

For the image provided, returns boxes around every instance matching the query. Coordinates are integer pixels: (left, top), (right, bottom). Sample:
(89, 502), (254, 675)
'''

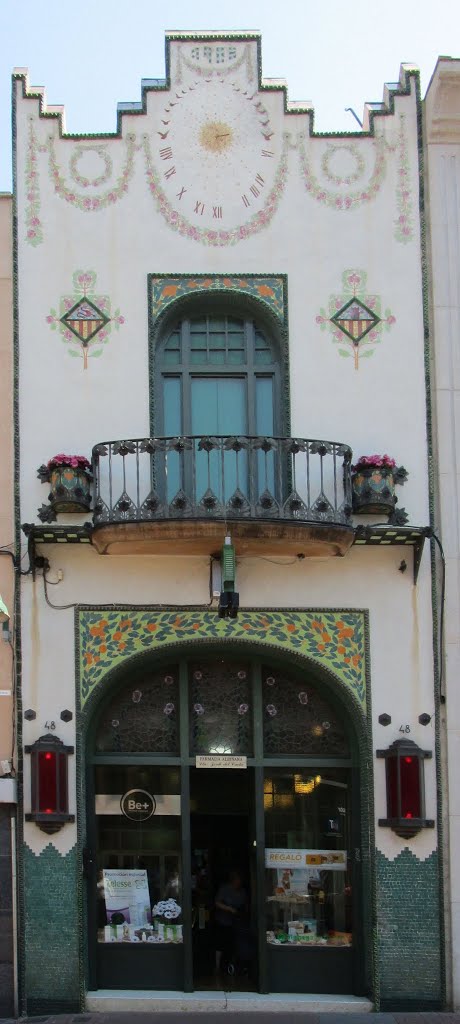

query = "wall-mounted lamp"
(218, 536), (239, 618)
(377, 737), (434, 839)
(25, 733), (75, 834)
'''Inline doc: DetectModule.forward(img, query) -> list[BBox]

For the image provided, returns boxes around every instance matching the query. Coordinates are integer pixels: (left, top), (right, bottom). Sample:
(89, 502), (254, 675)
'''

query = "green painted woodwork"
(77, 608), (368, 711)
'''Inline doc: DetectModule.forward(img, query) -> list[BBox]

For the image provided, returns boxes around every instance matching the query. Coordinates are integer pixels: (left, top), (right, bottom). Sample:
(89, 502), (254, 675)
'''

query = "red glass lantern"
(377, 737), (434, 838)
(25, 733), (75, 834)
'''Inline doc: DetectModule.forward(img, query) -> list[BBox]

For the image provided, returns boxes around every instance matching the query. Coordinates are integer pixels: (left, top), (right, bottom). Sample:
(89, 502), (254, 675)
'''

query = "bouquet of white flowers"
(151, 899), (182, 942)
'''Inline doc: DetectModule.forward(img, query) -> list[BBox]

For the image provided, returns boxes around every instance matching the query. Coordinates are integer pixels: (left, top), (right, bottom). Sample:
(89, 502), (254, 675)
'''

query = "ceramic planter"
(351, 466), (396, 515)
(48, 465), (92, 513)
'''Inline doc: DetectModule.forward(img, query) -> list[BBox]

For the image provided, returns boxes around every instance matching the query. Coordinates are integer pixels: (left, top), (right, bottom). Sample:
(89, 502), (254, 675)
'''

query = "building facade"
(0, 193), (17, 1019)
(13, 33), (444, 1012)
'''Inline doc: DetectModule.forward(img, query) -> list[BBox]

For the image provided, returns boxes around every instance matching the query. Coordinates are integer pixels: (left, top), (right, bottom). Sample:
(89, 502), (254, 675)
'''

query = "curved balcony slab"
(91, 518), (355, 557)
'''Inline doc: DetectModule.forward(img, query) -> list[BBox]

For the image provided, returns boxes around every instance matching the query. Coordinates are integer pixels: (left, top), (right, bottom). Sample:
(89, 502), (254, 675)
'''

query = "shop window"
(262, 667), (349, 757)
(265, 767), (352, 949)
(189, 661), (253, 755)
(95, 765), (182, 945)
(95, 666), (179, 754)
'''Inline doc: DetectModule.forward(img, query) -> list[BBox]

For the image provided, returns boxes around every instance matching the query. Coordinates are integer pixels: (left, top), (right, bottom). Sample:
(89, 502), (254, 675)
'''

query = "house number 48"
(399, 724), (411, 734)
(44, 721), (56, 731)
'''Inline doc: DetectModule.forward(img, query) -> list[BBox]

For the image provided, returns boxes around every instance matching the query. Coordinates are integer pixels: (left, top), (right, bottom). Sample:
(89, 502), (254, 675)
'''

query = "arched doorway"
(85, 650), (366, 996)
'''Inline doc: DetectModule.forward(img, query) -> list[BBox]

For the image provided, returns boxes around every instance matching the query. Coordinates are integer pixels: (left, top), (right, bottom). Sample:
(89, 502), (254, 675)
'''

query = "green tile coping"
(77, 608), (367, 711)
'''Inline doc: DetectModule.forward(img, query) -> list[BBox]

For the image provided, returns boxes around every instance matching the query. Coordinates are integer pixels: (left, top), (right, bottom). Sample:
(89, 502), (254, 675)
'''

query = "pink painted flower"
(387, 315), (396, 325)
(27, 229), (36, 238)
(46, 315), (54, 324)
(117, 316), (125, 325)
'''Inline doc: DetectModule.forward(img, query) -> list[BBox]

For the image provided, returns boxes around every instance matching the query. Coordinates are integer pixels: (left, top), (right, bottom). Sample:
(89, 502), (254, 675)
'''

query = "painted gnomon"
(24, 732), (75, 834)
(377, 737), (434, 839)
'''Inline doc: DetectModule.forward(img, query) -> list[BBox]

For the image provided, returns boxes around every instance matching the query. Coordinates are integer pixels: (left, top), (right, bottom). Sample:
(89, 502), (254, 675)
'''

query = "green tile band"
(77, 608), (368, 711)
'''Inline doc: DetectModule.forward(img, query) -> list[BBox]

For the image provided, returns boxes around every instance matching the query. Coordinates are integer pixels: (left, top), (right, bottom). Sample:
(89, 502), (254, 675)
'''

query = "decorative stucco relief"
(78, 608), (368, 712)
(315, 269), (396, 370)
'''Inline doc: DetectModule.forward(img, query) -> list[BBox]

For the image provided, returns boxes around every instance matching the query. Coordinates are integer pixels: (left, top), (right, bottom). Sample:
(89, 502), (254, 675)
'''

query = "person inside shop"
(214, 869), (247, 973)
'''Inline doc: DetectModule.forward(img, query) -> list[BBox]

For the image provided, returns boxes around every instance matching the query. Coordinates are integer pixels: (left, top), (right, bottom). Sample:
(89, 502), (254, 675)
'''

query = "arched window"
(155, 313), (281, 503)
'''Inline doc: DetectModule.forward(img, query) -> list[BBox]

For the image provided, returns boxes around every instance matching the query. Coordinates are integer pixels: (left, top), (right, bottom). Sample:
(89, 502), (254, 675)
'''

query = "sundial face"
(151, 40), (282, 232)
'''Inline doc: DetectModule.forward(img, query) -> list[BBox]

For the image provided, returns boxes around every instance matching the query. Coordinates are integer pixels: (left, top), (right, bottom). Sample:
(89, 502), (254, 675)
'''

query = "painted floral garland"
(142, 132), (289, 246)
(69, 145), (113, 189)
(394, 114), (413, 243)
(299, 131), (388, 210)
(46, 132), (138, 212)
(321, 143), (365, 187)
(24, 118), (45, 246)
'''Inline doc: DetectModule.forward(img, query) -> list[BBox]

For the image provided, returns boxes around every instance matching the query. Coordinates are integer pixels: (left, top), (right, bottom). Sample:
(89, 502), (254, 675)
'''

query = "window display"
(95, 765), (182, 945)
(264, 769), (352, 948)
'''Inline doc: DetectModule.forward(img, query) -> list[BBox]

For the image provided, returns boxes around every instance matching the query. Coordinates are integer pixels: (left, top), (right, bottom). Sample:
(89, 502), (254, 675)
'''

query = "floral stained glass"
(95, 667), (179, 753)
(189, 661), (253, 755)
(262, 667), (349, 757)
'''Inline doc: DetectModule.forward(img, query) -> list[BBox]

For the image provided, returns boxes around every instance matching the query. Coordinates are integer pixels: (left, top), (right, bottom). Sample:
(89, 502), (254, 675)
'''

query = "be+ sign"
(120, 789), (156, 822)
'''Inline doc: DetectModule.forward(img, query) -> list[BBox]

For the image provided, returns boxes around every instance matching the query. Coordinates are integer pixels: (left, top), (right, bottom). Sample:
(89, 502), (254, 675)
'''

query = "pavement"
(2, 1014), (460, 1024)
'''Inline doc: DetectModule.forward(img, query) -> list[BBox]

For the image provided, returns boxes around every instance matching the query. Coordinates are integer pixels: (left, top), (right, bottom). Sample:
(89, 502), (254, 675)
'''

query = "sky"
(1, 0), (459, 191)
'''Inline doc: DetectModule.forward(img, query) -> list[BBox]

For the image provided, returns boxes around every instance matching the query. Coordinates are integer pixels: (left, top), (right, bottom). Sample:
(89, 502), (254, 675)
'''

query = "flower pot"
(351, 466), (396, 515)
(48, 465), (92, 513)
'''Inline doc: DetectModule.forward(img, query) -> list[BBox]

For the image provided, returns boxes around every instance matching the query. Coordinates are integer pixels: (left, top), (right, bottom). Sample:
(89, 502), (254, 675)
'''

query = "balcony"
(91, 435), (354, 557)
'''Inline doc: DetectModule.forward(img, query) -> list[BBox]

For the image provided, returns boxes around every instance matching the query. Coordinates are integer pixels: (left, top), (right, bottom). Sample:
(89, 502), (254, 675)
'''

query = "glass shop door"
(190, 766), (257, 991)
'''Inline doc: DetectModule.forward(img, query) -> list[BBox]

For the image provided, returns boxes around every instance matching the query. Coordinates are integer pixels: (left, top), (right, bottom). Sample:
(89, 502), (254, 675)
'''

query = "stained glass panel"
(95, 667), (179, 753)
(189, 660), (253, 755)
(262, 668), (349, 757)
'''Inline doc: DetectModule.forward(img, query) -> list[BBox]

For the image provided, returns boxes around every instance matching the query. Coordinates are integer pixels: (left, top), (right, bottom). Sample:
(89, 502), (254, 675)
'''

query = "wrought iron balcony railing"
(92, 435), (353, 528)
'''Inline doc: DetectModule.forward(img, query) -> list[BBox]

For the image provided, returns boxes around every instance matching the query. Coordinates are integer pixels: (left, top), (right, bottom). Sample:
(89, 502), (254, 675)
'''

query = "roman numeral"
(262, 150), (274, 158)
(255, 174), (265, 186)
(160, 147), (173, 161)
(164, 166), (176, 179)
(176, 187), (187, 200)
(212, 206), (223, 219)
(250, 185), (260, 198)
(194, 201), (205, 216)
(242, 194), (250, 207)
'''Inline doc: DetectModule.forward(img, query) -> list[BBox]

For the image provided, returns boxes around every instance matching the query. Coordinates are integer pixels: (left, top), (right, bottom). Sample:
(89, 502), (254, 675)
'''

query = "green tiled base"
(376, 847), (441, 1005)
(24, 842), (80, 1011)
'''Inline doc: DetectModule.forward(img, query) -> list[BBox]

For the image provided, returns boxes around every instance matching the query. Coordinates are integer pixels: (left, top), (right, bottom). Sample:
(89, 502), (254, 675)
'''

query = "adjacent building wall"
(0, 193), (17, 1017)
(425, 57), (460, 1011)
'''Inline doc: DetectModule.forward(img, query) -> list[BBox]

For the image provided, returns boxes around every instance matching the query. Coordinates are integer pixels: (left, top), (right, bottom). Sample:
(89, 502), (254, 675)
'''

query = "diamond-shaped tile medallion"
(331, 298), (380, 342)
(60, 298), (109, 342)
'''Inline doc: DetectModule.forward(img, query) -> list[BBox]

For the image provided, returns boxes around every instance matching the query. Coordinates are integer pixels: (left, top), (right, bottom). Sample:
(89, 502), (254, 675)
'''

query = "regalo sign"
(265, 848), (347, 871)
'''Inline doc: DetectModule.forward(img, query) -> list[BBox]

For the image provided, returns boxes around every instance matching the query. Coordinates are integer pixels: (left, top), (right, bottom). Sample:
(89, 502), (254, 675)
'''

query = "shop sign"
(103, 868), (151, 926)
(195, 755), (247, 768)
(120, 789), (156, 821)
(265, 848), (347, 871)
(95, 793), (181, 816)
